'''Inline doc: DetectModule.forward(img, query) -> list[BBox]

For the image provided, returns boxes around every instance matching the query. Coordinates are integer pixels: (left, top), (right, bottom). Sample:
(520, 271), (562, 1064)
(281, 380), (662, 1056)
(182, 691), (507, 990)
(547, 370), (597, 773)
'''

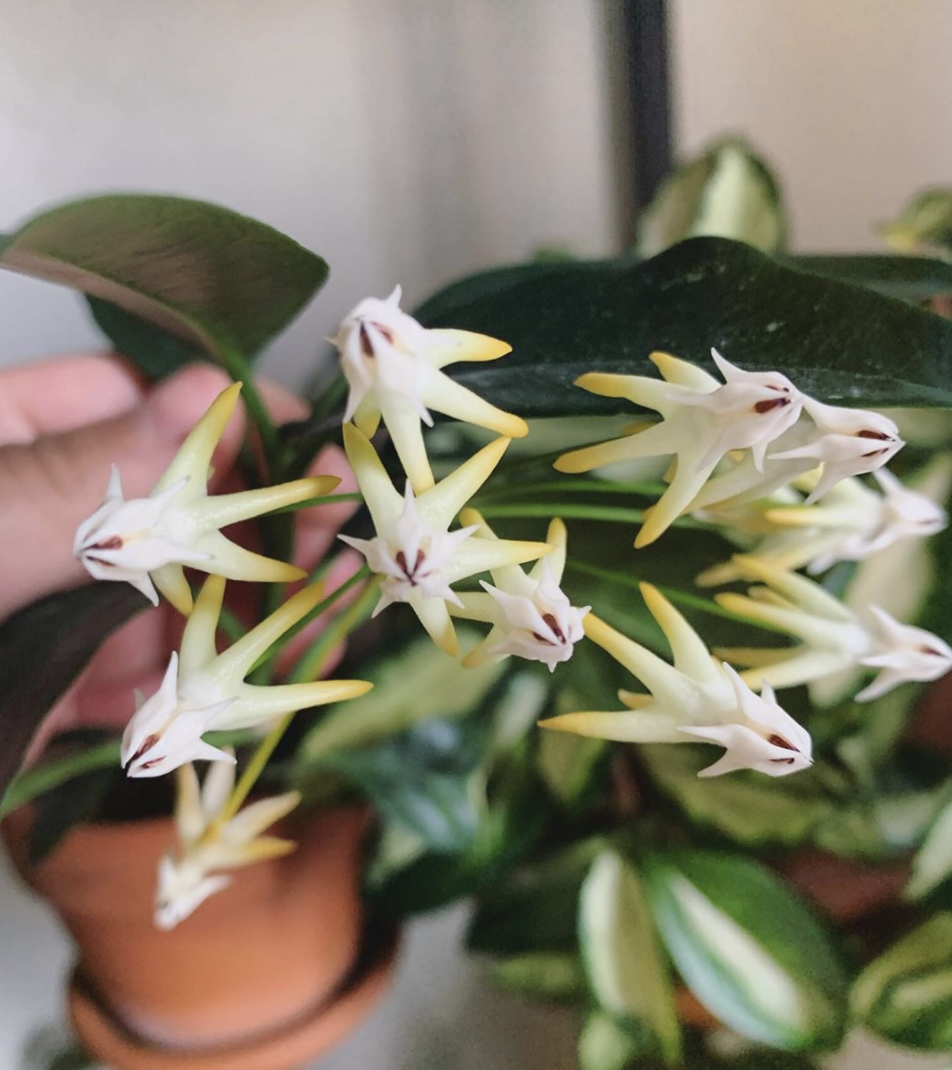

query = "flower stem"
(217, 345), (282, 477)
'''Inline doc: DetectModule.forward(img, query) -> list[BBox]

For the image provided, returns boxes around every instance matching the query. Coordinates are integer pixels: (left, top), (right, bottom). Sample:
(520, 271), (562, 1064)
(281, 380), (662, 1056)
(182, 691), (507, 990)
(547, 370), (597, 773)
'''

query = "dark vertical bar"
(605, 0), (673, 245)
(626, 0), (673, 212)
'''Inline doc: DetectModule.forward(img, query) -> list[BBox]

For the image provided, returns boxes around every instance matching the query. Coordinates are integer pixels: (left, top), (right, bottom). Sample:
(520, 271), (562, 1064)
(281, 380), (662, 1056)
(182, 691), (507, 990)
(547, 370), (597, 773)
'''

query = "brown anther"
(359, 321), (394, 357)
(91, 536), (123, 551)
(532, 613), (567, 645)
(861, 448), (889, 459)
(754, 397), (789, 414)
(395, 548), (425, 583)
(858, 429), (892, 441)
(767, 733), (797, 751)
(920, 646), (945, 657)
(128, 733), (159, 765)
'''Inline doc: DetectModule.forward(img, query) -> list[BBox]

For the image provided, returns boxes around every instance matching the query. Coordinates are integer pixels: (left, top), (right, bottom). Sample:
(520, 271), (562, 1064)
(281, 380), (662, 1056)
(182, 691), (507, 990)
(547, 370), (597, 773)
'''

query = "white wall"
(0, 0), (616, 384)
(672, 0), (952, 251)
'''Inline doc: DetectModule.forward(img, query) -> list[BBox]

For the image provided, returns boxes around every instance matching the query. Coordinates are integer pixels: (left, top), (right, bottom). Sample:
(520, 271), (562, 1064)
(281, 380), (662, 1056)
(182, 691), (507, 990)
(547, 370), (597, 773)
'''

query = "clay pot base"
(69, 930), (399, 1070)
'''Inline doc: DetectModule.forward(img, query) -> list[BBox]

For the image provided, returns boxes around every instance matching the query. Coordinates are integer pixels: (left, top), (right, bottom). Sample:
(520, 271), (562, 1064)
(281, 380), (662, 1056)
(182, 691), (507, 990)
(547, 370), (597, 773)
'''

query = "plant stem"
(476, 478), (667, 502)
(217, 344), (282, 477)
(289, 574), (381, 684)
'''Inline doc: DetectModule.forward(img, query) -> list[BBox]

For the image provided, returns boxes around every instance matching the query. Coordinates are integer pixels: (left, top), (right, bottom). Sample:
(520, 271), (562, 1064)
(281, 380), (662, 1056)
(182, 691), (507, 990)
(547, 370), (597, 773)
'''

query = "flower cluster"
(555, 350), (903, 548)
(334, 289), (589, 670)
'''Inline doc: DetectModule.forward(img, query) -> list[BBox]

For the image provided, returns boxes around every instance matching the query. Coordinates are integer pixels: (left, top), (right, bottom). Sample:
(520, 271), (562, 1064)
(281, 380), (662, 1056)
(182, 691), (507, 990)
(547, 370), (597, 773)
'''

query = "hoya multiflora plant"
(7, 187), (952, 1068)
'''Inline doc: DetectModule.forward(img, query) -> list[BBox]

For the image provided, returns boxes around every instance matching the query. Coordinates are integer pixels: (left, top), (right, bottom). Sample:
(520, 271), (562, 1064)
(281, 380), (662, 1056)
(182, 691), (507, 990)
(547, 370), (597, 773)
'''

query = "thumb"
(0, 364), (242, 619)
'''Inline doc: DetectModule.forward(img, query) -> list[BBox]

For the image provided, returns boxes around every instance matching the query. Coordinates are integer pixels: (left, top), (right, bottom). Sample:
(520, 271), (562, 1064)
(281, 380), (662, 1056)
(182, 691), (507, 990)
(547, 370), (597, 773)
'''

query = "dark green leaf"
(0, 584), (146, 804)
(852, 913), (952, 1049)
(467, 839), (601, 954)
(415, 237), (952, 418)
(87, 297), (202, 378)
(643, 849), (848, 1051)
(1, 194), (328, 371)
(791, 255), (952, 301)
(320, 719), (485, 853)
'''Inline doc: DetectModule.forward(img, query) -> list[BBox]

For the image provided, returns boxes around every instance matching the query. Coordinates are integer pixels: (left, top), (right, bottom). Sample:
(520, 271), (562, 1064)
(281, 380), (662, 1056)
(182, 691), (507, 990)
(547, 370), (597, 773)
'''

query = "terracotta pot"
(4, 806), (398, 1070)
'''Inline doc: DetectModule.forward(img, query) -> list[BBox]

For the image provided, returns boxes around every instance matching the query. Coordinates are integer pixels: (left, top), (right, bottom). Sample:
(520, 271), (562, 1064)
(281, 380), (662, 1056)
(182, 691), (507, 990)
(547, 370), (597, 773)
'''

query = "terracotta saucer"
(68, 930), (399, 1070)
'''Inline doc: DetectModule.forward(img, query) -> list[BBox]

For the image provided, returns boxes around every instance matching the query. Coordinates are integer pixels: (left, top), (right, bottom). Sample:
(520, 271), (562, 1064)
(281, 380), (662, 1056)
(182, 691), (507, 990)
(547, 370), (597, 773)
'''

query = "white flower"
(539, 583), (812, 778)
(697, 467), (947, 585)
(555, 350), (802, 547)
(856, 608), (952, 701)
(155, 758), (300, 930)
(715, 557), (952, 703)
(331, 286), (527, 492)
(451, 514), (589, 671)
(75, 384), (338, 614)
(340, 424), (550, 655)
(122, 576), (371, 777)
(769, 397), (903, 503)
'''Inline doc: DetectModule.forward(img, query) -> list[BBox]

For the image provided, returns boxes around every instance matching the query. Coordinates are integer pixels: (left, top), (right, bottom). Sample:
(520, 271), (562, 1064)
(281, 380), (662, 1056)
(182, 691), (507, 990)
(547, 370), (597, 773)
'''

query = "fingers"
(0, 363), (242, 619)
(0, 352), (145, 446)
(293, 445), (360, 569)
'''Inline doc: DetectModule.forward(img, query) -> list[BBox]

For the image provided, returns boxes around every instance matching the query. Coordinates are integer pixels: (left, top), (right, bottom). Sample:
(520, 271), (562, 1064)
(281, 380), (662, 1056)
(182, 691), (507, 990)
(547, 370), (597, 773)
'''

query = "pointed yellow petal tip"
(459, 507), (486, 529)
(546, 517), (567, 545)
(341, 680), (374, 699)
(461, 647), (489, 670)
(537, 715), (578, 734)
(308, 475), (343, 496)
(498, 413), (529, 439)
(165, 585), (195, 617)
(638, 583), (669, 618)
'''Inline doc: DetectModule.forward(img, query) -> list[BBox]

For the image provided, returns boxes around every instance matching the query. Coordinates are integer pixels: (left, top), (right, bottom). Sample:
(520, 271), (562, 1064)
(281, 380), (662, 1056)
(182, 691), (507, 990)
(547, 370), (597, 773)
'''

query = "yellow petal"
(449, 538), (550, 582)
(379, 393), (435, 493)
(413, 597), (459, 656)
(342, 424), (404, 531)
(196, 476), (340, 528)
(618, 689), (652, 709)
(426, 328), (512, 368)
(154, 382), (242, 494)
(419, 437), (510, 531)
(353, 398), (382, 438)
(425, 374), (528, 438)
(151, 563), (193, 615)
(649, 351), (718, 391)
(180, 575), (227, 673)
(238, 678), (373, 717)
(639, 583), (718, 684)
(583, 613), (691, 708)
(214, 582), (325, 682)
(539, 709), (682, 743)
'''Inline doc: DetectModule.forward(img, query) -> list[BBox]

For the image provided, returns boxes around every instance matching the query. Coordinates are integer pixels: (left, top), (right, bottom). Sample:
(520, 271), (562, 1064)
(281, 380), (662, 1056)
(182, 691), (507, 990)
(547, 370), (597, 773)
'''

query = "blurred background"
(2, 1), (951, 1066)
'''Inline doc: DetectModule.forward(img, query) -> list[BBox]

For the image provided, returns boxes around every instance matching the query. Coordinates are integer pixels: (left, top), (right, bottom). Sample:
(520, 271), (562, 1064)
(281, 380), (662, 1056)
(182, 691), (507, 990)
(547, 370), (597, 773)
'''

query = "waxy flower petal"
(539, 584), (812, 778)
(155, 759), (300, 929)
(331, 287), (527, 492)
(75, 384), (339, 614)
(555, 350), (802, 547)
(122, 576), (372, 777)
(715, 557), (952, 702)
(341, 425), (550, 655)
(452, 514), (589, 671)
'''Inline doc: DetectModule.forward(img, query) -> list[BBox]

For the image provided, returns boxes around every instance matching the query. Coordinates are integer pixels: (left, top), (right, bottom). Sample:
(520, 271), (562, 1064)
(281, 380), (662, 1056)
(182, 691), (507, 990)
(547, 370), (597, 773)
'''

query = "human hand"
(0, 353), (357, 745)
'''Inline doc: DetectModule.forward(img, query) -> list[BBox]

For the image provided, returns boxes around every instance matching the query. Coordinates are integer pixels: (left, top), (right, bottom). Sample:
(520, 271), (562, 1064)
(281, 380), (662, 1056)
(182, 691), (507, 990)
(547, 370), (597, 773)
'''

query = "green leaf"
(636, 136), (787, 257)
(578, 1012), (651, 1070)
(852, 913), (952, 1049)
(467, 839), (602, 955)
(487, 951), (586, 1003)
(906, 785), (952, 900)
(792, 255), (952, 301)
(87, 297), (202, 378)
(643, 850), (848, 1051)
(879, 187), (952, 259)
(0, 584), (146, 805)
(294, 631), (504, 776)
(642, 744), (833, 848)
(319, 718), (485, 854)
(579, 852), (682, 1065)
(415, 237), (952, 418)
(1, 194), (328, 372)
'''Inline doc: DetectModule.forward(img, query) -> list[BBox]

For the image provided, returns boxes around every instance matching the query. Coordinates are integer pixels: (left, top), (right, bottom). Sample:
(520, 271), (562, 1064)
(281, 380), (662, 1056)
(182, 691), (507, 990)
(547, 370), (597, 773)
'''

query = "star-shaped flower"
(122, 575), (372, 777)
(451, 514), (589, 671)
(155, 757), (301, 930)
(697, 467), (947, 585)
(75, 384), (338, 614)
(715, 557), (952, 703)
(331, 287), (528, 492)
(539, 583), (812, 778)
(340, 425), (550, 655)
(555, 350), (802, 547)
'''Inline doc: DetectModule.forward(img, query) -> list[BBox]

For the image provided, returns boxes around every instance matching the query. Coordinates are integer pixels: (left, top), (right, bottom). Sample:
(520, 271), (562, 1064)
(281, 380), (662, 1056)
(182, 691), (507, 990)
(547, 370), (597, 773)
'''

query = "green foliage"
(879, 187), (952, 260)
(643, 850), (848, 1051)
(0, 584), (145, 806)
(852, 914), (952, 1049)
(487, 951), (586, 1003)
(579, 852), (682, 1064)
(1, 194), (327, 374)
(415, 238), (952, 421)
(907, 786), (952, 900)
(578, 1012), (652, 1070)
(636, 136), (787, 256)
